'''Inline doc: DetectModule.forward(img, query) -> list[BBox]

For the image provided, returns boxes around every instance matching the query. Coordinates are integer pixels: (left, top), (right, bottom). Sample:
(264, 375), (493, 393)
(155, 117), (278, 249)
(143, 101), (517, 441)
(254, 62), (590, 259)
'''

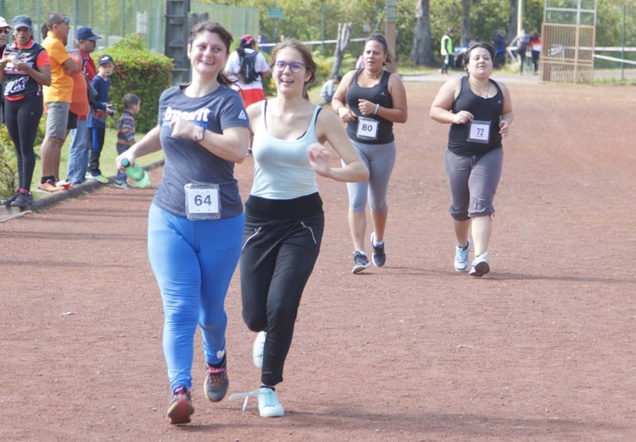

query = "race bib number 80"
(185, 183), (220, 220)
(356, 117), (379, 140)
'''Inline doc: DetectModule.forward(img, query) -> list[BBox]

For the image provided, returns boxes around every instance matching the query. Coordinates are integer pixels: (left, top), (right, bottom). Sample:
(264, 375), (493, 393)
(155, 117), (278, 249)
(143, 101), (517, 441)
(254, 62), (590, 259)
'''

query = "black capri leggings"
(5, 95), (44, 190)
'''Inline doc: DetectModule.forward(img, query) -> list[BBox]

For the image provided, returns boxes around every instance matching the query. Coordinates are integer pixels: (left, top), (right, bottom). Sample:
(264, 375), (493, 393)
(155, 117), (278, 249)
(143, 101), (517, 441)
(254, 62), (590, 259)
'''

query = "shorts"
(238, 88), (266, 107)
(45, 102), (71, 139)
(67, 111), (78, 130)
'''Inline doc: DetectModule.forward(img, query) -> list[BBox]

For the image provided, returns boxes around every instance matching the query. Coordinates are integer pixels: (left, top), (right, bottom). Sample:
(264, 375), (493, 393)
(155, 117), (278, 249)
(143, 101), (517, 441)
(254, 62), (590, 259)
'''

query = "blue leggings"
(147, 204), (244, 393)
(344, 140), (396, 212)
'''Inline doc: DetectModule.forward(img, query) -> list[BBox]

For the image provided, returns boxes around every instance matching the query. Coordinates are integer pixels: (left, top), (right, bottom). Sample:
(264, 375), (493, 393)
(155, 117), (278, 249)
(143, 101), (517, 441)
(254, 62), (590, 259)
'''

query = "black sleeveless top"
(3, 40), (46, 99)
(345, 70), (394, 144)
(448, 76), (504, 156)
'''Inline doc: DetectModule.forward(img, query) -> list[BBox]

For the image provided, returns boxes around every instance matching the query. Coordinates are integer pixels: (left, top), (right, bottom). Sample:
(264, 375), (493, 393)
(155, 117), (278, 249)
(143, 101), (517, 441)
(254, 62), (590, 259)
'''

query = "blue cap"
(98, 54), (114, 66)
(12, 15), (32, 30)
(76, 26), (102, 41)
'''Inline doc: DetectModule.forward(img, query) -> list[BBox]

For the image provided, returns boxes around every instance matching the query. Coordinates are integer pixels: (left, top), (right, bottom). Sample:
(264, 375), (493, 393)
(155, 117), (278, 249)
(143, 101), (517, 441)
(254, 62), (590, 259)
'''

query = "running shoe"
(55, 179), (73, 190)
(10, 191), (33, 208)
(257, 387), (284, 418)
(37, 182), (62, 193)
(370, 232), (386, 267)
(204, 356), (229, 402)
(253, 331), (266, 369)
(91, 174), (110, 184)
(114, 180), (133, 189)
(352, 251), (370, 274)
(166, 386), (194, 425)
(1, 191), (19, 206)
(454, 240), (471, 272)
(469, 252), (490, 277)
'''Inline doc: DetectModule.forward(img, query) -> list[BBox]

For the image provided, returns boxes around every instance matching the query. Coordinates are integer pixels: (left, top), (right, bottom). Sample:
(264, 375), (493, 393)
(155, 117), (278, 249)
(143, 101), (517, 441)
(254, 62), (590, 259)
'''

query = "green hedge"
(96, 34), (173, 133)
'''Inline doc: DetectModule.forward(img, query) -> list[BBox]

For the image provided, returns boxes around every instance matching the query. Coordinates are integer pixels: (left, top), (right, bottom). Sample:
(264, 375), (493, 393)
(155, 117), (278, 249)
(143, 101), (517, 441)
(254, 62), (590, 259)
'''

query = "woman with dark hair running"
(331, 34), (408, 274)
(115, 22), (250, 425)
(430, 42), (513, 277)
(231, 39), (367, 418)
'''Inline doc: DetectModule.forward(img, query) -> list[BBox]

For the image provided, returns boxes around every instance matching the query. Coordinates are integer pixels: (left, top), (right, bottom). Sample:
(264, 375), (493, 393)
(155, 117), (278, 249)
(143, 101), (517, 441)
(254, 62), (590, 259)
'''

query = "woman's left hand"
(499, 119), (510, 138)
(308, 144), (332, 178)
(357, 99), (375, 117)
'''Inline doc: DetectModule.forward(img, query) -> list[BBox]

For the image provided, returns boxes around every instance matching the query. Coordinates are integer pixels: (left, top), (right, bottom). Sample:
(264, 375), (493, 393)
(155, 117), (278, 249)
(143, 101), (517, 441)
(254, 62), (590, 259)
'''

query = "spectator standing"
(0, 15), (51, 208)
(0, 16), (10, 127)
(39, 12), (79, 192)
(234, 39), (367, 418)
(115, 21), (250, 426)
(511, 29), (530, 74)
(331, 34), (408, 273)
(114, 93), (141, 189)
(529, 30), (541, 75)
(320, 73), (341, 105)
(493, 29), (507, 69)
(224, 34), (270, 107)
(65, 26), (100, 186)
(429, 42), (513, 277)
(87, 54), (116, 183)
(440, 28), (454, 74)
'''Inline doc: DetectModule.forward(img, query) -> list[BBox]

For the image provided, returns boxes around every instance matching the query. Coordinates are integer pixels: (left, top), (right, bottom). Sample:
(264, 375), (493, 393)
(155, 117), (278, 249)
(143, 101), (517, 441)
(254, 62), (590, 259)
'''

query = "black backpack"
(238, 49), (259, 84)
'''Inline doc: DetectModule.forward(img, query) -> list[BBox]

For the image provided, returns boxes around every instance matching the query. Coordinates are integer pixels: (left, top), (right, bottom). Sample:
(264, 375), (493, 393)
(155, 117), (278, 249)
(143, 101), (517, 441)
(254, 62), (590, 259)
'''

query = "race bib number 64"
(185, 183), (220, 220)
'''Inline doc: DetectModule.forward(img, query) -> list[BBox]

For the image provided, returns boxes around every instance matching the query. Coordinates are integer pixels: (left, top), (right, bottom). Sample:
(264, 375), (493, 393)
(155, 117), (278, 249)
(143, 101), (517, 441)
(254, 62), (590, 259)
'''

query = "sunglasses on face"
(274, 61), (304, 73)
(57, 17), (70, 25)
(1, 29), (9, 35)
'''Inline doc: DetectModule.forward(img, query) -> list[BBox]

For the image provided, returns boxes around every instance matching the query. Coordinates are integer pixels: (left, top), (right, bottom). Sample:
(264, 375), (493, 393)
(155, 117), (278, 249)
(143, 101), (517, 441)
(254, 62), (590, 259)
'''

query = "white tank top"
(250, 102), (321, 200)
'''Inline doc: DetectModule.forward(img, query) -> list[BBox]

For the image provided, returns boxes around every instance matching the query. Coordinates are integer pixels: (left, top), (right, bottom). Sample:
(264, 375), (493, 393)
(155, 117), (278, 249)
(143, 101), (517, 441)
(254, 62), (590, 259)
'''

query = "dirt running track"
(1, 77), (635, 442)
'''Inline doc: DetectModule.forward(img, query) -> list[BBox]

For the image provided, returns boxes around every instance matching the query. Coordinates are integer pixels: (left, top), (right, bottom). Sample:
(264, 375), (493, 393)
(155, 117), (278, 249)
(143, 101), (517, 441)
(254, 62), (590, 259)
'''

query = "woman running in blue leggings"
(115, 22), (250, 425)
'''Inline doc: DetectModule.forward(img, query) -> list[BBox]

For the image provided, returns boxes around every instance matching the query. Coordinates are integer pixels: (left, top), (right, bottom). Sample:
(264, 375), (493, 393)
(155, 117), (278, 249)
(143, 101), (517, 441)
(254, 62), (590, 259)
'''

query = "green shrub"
(94, 34), (173, 133)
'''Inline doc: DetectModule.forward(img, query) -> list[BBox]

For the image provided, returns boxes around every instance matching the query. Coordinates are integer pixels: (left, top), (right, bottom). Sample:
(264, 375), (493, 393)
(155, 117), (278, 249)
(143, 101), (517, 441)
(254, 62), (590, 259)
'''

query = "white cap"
(0, 17), (10, 28)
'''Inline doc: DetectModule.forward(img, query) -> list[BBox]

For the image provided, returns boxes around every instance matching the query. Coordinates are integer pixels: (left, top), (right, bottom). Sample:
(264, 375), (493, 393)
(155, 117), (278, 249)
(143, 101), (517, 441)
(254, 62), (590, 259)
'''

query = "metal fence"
(541, 23), (596, 84)
(0, 1), (257, 54)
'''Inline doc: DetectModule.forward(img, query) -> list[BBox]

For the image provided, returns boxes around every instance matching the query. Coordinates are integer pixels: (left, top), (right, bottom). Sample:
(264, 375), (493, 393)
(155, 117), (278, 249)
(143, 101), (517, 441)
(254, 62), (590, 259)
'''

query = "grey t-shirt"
(152, 84), (250, 218)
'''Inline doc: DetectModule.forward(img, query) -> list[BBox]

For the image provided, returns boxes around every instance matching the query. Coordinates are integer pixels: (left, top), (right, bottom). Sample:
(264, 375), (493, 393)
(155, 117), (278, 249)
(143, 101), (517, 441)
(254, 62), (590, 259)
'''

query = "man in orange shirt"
(38, 12), (78, 192)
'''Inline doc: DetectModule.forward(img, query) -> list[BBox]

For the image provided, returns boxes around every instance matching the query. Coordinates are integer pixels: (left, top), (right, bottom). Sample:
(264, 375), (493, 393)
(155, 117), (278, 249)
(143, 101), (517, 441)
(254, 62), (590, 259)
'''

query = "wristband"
(373, 103), (380, 115)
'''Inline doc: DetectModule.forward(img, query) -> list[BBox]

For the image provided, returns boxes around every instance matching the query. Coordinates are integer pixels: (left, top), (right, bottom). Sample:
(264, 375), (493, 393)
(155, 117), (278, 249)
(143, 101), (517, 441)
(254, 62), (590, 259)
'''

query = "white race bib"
(467, 120), (491, 144)
(356, 117), (379, 140)
(184, 183), (220, 220)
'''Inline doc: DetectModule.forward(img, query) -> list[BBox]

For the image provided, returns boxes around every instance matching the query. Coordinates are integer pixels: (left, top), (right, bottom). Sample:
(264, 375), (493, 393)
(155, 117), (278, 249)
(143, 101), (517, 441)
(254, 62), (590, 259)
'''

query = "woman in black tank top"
(430, 42), (514, 277)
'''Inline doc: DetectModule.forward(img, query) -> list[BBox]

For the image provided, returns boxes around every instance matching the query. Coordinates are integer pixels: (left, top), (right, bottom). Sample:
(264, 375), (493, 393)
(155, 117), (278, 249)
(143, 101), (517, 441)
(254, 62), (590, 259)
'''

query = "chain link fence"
(0, 1), (258, 54)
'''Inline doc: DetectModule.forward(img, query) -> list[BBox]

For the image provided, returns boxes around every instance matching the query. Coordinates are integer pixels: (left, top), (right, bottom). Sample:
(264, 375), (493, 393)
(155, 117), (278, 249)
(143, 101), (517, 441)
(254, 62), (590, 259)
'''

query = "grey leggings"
(345, 140), (396, 212)
(445, 148), (503, 221)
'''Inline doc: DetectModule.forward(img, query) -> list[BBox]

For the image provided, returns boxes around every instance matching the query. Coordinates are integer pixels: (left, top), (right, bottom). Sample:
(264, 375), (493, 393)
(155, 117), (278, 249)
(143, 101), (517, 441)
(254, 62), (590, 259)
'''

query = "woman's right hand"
(116, 151), (136, 172)
(337, 106), (356, 123)
(452, 110), (474, 125)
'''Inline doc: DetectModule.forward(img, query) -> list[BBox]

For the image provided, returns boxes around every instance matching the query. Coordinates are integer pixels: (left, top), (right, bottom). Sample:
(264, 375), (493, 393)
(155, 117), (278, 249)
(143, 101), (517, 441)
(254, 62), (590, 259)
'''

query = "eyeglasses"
(1, 29), (9, 35)
(274, 61), (304, 73)
(57, 17), (70, 25)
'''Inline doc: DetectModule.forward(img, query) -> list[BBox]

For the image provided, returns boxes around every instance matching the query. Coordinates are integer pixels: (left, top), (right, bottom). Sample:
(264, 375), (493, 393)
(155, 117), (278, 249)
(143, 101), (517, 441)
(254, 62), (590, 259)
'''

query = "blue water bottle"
(121, 159), (150, 188)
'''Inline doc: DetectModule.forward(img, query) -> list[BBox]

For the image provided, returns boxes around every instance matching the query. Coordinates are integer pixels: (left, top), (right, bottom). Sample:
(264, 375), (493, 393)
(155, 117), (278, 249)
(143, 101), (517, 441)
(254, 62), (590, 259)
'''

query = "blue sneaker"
(352, 251), (370, 274)
(454, 240), (471, 272)
(370, 232), (386, 267)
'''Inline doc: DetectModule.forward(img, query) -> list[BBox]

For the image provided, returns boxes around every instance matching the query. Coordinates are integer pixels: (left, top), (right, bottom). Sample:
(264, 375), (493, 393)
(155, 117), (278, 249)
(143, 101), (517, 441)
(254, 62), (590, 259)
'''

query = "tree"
(412, 0), (435, 66)
(461, 0), (471, 46)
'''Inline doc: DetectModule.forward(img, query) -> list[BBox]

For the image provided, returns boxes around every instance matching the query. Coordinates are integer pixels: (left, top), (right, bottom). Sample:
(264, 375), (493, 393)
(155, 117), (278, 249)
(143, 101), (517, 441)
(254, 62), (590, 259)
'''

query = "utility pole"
(385, 0), (397, 72)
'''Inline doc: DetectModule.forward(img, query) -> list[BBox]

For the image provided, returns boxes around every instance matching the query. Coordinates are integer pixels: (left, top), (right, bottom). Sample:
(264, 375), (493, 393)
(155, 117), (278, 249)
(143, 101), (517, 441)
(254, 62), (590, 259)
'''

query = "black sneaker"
(352, 251), (370, 274)
(370, 232), (386, 267)
(1, 191), (19, 206)
(204, 356), (229, 402)
(11, 191), (33, 209)
(166, 386), (194, 425)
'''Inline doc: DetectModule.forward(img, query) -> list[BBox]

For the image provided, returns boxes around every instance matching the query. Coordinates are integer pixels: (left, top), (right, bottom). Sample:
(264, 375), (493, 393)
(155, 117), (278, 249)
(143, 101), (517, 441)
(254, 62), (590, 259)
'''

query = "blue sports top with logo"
(449, 76), (504, 157)
(344, 69), (394, 144)
(153, 84), (250, 218)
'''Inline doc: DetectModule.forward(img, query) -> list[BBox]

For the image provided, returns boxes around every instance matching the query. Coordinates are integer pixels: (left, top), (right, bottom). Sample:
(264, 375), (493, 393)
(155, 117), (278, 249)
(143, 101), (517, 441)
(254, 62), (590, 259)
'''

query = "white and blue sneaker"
(253, 331), (266, 369)
(257, 387), (284, 418)
(454, 240), (471, 272)
(469, 252), (490, 277)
